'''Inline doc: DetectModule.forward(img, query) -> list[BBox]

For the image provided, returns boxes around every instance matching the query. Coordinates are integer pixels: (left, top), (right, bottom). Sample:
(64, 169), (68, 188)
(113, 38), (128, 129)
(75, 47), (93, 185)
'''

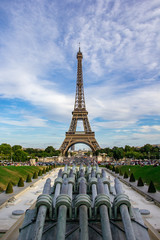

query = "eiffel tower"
(60, 47), (100, 155)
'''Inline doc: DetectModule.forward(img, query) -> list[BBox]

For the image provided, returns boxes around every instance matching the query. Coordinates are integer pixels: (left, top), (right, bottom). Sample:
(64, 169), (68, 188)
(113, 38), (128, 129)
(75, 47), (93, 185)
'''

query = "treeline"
(0, 143), (60, 162)
(96, 144), (160, 160)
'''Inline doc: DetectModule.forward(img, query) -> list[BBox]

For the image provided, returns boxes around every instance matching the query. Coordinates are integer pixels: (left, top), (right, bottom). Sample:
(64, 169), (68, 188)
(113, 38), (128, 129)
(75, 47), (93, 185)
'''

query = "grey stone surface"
(106, 169), (160, 206)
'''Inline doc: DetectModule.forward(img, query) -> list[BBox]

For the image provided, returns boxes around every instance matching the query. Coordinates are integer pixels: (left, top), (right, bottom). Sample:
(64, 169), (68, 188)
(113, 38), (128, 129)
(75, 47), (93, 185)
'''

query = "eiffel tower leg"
(60, 133), (100, 156)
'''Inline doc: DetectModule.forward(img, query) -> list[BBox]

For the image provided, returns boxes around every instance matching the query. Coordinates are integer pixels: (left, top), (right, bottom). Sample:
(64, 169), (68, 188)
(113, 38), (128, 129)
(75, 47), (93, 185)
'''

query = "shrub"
(33, 172), (38, 179)
(42, 168), (46, 174)
(123, 171), (128, 178)
(18, 177), (24, 187)
(109, 165), (112, 170)
(46, 167), (49, 172)
(38, 170), (42, 176)
(148, 180), (156, 193)
(106, 164), (109, 169)
(112, 166), (115, 172)
(115, 167), (119, 174)
(137, 177), (144, 186)
(6, 181), (13, 194)
(26, 174), (32, 182)
(129, 173), (135, 182)
(119, 169), (123, 176)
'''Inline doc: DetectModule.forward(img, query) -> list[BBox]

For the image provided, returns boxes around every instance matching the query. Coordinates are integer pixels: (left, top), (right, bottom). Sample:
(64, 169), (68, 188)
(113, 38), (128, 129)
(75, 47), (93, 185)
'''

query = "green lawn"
(117, 165), (160, 190)
(0, 166), (45, 191)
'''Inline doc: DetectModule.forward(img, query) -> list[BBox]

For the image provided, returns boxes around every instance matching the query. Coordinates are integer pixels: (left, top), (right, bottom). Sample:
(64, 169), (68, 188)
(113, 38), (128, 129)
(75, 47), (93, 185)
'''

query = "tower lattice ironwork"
(60, 47), (100, 155)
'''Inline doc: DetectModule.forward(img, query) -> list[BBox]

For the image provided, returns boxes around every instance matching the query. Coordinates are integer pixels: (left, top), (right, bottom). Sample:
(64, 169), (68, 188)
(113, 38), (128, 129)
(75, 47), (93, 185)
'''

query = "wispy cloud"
(139, 125), (160, 133)
(0, 0), (160, 147)
(0, 115), (47, 127)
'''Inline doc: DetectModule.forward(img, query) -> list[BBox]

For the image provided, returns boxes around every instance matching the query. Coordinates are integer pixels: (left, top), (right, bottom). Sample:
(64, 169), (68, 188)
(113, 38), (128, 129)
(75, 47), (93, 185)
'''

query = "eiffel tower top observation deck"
(60, 47), (100, 155)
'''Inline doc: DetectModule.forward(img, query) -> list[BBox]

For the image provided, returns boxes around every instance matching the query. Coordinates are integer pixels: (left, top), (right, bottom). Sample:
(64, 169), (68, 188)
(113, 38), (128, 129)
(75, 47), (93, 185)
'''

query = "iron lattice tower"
(60, 47), (100, 155)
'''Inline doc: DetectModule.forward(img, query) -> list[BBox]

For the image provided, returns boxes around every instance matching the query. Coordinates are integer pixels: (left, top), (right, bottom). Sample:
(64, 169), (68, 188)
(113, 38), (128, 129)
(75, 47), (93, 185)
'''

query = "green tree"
(112, 166), (115, 172)
(115, 167), (119, 174)
(45, 146), (60, 156)
(33, 172), (38, 179)
(45, 146), (55, 155)
(109, 165), (112, 170)
(38, 170), (42, 176)
(140, 144), (153, 156)
(137, 177), (144, 186)
(6, 181), (13, 193)
(18, 177), (24, 187)
(124, 145), (132, 152)
(12, 145), (22, 152)
(119, 169), (123, 176)
(12, 149), (28, 162)
(129, 173), (135, 182)
(42, 168), (46, 174)
(112, 147), (124, 160)
(26, 174), (32, 182)
(124, 172), (128, 178)
(148, 180), (156, 193)
(0, 143), (12, 155)
(0, 143), (12, 160)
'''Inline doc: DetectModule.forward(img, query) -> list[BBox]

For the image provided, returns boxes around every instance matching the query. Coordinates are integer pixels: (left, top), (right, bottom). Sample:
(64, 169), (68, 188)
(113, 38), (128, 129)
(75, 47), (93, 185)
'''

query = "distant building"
(71, 145), (75, 151)
(30, 159), (36, 165)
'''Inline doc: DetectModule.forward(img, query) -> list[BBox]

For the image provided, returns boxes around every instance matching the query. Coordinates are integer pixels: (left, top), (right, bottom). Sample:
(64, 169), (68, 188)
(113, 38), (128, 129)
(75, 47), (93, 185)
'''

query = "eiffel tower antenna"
(74, 44), (86, 110)
(60, 48), (100, 155)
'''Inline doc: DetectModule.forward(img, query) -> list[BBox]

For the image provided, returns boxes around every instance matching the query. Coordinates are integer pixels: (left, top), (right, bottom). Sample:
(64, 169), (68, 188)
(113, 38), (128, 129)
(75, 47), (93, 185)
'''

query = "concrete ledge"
(143, 218), (160, 240)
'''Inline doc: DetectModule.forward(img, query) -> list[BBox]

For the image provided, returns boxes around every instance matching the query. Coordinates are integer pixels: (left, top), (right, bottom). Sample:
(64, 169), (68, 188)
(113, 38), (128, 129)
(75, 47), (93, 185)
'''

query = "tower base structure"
(60, 132), (100, 156)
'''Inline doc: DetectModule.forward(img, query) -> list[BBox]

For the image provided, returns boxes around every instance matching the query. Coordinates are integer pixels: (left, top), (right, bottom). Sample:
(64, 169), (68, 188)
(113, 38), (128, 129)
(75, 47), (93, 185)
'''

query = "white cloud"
(0, 0), (160, 147)
(139, 125), (160, 133)
(0, 115), (48, 127)
(92, 120), (136, 130)
(86, 81), (160, 124)
(65, 0), (160, 77)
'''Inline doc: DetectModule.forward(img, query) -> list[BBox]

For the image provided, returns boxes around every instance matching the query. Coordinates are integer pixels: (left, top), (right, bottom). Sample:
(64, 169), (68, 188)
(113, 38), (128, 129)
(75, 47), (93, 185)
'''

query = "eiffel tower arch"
(60, 47), (100, 156)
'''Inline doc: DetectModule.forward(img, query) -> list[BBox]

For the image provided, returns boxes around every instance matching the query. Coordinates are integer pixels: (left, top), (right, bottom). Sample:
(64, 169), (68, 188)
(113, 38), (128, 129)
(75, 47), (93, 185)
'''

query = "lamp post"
(11, 149), (12, 163)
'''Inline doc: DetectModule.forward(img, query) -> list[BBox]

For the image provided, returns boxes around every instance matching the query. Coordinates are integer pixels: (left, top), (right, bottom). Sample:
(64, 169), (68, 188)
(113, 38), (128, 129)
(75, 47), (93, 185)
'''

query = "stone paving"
(105, 168), (160, 206)
(105, 169), (160, 231)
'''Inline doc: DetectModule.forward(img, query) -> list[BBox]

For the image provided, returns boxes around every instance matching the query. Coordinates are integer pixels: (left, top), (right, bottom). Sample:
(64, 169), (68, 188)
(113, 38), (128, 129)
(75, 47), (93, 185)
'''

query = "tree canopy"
(0, 143), (60, 161)
(95, 144), (160, 160)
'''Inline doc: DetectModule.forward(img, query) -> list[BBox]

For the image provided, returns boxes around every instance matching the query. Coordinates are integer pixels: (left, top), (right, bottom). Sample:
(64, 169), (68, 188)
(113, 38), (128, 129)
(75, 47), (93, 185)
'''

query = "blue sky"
(0, 0), (160, 149)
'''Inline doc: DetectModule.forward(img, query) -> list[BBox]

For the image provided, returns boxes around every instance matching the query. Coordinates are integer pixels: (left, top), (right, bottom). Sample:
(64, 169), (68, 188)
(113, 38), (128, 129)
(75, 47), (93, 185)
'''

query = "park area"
(113, 165), (160, 191)
(0, 166), (49, 192)
(0, 165), (160, 192)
